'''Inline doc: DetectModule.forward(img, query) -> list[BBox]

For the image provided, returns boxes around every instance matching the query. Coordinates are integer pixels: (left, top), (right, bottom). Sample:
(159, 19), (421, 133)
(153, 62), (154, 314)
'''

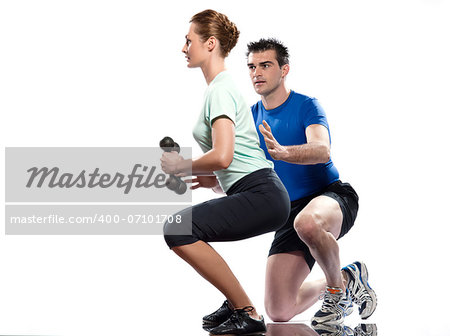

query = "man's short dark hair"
(246, 38), (289, 67)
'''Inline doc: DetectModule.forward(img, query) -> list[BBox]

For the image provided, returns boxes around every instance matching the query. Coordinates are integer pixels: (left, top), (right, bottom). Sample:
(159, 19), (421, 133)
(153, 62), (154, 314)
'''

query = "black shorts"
(164, 168), (291, 248)
(268, 180), (359, 270)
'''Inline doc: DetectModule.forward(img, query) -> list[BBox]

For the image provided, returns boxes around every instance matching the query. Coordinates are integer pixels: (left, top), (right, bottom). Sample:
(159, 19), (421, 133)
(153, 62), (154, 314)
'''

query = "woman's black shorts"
(268, 180), (359, 270)
(164, 168), (291, 248)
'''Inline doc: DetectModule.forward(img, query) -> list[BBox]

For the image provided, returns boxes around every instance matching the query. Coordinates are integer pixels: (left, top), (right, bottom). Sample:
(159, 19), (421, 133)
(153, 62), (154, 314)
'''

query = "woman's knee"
(163, 218), (195, 248)
(163, 231), (179, 249)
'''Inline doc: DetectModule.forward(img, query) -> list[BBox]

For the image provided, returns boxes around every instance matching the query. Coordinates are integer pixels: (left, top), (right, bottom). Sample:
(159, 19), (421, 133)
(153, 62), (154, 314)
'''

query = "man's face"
(247, 50), (287, 97)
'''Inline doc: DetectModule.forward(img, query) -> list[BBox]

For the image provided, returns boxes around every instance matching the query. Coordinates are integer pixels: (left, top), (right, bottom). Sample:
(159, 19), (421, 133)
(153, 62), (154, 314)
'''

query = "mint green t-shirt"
(192, 71), (273, 192)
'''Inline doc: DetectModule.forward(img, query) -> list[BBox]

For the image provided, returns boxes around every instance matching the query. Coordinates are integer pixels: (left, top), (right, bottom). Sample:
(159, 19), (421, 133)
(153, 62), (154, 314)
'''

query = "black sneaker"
(203, 300), (233, 327)
(208, 306), (266, 335)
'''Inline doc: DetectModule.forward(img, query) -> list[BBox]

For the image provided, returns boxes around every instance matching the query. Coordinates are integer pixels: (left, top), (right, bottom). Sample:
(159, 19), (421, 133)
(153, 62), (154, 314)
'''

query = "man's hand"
(258, 120), (288, 161)
(160, 151), (184, 174)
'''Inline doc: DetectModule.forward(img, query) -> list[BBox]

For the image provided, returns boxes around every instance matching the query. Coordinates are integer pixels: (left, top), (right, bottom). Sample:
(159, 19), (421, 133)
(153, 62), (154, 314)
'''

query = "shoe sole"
(205, 318), (266, 335)
(312, 323), (354, 336)
(358, 262), (377, 319)
(311, 307), (348, 326)
(209, 333), (265, 336)
(355, 323), (378, 336)
(203, 320), (221, 326)
(311, 293), (352, 326)
(311, 316), (345, 326)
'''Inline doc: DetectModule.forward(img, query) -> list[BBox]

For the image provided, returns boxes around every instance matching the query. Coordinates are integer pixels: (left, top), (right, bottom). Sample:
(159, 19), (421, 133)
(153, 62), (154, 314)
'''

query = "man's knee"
(265, 299), (293, 322)
(293, 212), (324, 247)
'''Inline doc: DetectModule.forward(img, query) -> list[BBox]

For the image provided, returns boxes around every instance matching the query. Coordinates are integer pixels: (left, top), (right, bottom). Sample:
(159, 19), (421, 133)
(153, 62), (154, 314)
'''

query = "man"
(246, 38), (377, 325)
(201, 38), (377, 328)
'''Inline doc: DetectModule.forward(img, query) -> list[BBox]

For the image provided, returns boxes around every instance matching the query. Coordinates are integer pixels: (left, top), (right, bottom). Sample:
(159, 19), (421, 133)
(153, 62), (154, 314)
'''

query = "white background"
(1, 0), (449, 335)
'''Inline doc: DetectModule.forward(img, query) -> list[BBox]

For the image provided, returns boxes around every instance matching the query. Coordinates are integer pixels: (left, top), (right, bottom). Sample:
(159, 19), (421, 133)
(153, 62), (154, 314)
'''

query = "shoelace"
(347, 268), (374, 304)
(349, 279), (372, 306)
(228, 306), (255, 326)
(221, 300), (232, 311)
(320, 291), (343, 312)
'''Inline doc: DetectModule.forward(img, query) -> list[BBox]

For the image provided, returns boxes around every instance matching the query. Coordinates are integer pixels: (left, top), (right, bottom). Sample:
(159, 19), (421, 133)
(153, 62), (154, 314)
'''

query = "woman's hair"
(190, 9), (240, 58)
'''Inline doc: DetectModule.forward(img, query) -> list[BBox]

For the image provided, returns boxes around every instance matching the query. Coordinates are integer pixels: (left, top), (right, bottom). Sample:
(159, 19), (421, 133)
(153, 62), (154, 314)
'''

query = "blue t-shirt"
(251, 90), (339, 201)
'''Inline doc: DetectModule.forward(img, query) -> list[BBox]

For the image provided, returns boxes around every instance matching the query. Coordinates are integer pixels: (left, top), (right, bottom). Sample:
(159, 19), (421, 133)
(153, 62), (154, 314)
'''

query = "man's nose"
(253, 68), (261, 79)
(254, 67), (262, 77)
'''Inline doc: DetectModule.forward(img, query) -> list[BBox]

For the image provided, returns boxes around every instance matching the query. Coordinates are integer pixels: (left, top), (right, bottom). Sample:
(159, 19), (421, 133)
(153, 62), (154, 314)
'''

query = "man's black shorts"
(268, 180), (359, 270)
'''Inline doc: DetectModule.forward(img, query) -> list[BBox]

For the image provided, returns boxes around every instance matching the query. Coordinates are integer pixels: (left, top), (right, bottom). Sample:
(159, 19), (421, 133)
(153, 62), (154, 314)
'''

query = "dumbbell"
(159, 136), (187, 195)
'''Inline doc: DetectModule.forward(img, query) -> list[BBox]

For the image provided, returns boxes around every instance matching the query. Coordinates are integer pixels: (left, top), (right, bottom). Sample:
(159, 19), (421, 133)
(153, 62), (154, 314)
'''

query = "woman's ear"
(207, 36), (217, 52)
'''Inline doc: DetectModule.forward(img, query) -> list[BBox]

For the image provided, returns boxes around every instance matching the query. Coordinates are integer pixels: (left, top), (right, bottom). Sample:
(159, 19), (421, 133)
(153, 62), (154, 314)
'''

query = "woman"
(160, 9), (290, 335)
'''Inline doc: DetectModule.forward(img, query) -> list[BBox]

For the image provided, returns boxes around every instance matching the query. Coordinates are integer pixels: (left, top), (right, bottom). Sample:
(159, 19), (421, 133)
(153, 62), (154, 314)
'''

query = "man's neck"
(261, 85), (291, 110)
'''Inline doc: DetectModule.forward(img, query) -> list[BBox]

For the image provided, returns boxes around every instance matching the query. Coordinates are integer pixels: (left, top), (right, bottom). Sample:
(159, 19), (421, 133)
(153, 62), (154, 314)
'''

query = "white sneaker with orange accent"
(342, 261), (377, 319)
(311, 286), (353, 326)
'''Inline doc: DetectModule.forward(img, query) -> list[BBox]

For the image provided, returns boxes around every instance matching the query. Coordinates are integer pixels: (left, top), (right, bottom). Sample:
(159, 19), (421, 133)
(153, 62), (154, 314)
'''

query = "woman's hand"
(185, 176), (219, 190)
(160, 151), (184, 175)
(185, 176), (224, 194)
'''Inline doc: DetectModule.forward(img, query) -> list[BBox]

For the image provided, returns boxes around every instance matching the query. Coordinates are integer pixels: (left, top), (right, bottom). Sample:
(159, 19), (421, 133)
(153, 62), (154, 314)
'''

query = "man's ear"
(281, 64), (290, 77)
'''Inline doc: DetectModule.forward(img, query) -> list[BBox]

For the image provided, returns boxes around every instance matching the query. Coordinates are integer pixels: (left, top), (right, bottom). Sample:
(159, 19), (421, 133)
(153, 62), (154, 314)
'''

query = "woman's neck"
(201, 57), (226, 85)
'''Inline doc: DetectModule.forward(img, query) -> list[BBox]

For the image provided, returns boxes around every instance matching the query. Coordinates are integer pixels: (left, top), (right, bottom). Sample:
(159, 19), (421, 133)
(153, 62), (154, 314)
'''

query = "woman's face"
(182, 23), (209, 68)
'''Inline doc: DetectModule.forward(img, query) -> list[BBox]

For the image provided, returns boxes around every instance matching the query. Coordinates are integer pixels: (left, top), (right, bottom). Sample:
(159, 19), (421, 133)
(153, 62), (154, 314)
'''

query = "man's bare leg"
(294, 196), (344, 290)
(265, 251), (325, 321)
